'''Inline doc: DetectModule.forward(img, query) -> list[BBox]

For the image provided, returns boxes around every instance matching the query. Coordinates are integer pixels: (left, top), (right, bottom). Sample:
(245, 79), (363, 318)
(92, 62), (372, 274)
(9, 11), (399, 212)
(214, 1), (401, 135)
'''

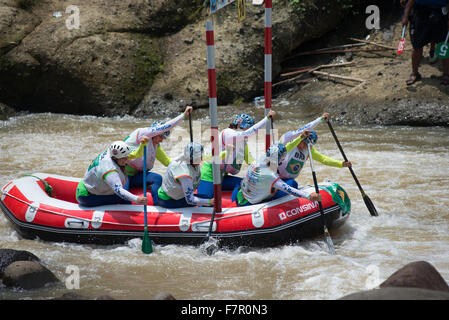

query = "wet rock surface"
(0, 0), (375, 117)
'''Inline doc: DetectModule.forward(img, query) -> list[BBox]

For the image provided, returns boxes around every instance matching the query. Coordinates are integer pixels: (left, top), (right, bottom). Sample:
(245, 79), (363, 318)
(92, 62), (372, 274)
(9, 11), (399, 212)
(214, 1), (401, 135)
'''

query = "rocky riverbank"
(1, 1), (447, 125)
(275, 20), (449, 126)
(1, 248), (449, 300)
(0, 0), (403, 117)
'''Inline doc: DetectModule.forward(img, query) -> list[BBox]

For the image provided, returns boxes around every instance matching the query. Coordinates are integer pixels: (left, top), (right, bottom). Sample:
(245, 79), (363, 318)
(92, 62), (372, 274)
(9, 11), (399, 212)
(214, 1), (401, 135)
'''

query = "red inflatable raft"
(0, 173), (351, 247)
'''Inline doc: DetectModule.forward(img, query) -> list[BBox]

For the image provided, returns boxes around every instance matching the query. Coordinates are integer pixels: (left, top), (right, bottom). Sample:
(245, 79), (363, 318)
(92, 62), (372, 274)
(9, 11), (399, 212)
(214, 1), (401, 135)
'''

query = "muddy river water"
(1, 100), (448, 300)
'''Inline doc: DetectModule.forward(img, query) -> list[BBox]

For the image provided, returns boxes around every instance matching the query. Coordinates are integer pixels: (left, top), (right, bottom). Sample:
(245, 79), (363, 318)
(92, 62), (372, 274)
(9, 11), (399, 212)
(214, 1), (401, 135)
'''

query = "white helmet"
(109, 141), (131, 159)
(184, 142), (204, 164)
(266, 142), (287, 166)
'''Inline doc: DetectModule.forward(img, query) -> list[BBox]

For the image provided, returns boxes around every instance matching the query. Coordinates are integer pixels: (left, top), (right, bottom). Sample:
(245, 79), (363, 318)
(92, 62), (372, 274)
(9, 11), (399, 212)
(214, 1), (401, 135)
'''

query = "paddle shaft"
(188, 111), (193, 142)
(307, 143), (336, 255)
(327, 120), (365, 196)
(143, 144), (148, 225)
(327, 120), (378, 216)
(206, 209), (216, 240)
(307, 143), (326, 226)
(188, 111), (193, 164)
(141, 143), (153, 254)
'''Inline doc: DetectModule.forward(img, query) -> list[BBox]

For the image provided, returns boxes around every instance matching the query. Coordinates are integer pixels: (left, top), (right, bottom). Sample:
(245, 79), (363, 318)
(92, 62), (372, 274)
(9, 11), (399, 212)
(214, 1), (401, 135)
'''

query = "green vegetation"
(124, 35), (164, 106)
(272, 0), (314, 17)
(16, 0), (41, 10)
(233, 97), (244, 106)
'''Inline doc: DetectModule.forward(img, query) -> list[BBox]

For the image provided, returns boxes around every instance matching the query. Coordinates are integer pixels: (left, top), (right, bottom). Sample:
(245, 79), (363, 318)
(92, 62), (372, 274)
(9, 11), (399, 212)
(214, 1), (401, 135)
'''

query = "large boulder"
(0, 102), (17, 120)
(53, 292), (115, 300)
(0, 248), (40, 278)
(340, 287), (449, 300)
(0, 0), (363, 116)
(0, 0), (203, 116)
(379, 261), (449, 292)
(339, 261), (449, 300)
(2, 260), (59, 289)
(153, 291), (176, 300)
(136, 0), (359, 116)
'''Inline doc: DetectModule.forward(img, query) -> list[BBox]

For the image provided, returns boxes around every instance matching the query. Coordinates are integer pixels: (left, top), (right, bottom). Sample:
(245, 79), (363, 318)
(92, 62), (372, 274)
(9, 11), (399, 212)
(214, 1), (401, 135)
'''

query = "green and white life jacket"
(82, 151), (127, 195)
(241, 158), (280, 204)
(160, 159), (202, 200)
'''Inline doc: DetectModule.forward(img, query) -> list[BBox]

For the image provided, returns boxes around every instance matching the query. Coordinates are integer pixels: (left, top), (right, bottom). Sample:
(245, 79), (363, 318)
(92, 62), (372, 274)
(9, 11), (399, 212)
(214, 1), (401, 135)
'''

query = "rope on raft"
(0, 190), (262, 229)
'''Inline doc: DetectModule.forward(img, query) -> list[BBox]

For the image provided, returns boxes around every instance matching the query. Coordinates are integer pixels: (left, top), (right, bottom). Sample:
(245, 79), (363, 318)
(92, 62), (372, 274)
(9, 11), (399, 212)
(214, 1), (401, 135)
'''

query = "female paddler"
(197, 110), (276, 198)
(123, 106), (193, 205)
(157, 142), (214, 208)
(76, 141), (148, 207)
(277, 113), (351, 195)
(232, 141), (321, 206)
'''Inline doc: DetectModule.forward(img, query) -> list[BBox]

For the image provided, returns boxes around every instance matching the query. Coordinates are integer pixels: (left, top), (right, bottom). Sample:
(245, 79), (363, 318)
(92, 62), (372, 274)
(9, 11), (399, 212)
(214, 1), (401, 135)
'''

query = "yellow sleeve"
(156, 145), (171, 167)
(203, 150), (227, 162)
(311, 147), (343, 168)
(285, 135), (303, 153)
(244, 144), (255, 164)
(127, 143), (145, 160)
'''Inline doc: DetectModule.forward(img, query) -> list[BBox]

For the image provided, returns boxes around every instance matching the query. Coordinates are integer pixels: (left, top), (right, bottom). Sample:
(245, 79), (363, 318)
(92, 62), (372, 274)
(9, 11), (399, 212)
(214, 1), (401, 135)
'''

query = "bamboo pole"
(348, 37), (405, 51)
(311, 70), (365, 82)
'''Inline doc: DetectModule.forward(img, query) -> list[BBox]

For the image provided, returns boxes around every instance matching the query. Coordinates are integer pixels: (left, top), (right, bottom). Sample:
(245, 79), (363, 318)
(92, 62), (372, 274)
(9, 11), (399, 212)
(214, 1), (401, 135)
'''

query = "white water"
(1, 103), (449, 300)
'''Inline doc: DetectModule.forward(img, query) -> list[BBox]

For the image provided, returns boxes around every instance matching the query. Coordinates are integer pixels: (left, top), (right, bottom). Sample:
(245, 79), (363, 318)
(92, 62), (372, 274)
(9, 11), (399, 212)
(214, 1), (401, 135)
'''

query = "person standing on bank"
(402, 0), (449, 85)
(124, 106), (193, 205)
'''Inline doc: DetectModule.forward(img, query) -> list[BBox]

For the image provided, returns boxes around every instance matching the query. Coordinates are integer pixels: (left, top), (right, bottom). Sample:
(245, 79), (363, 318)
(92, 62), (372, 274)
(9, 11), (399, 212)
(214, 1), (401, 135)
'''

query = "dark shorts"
(411, 5), (448, 49)
(196, 175), (243, 199)
(77, 194), (131, 207)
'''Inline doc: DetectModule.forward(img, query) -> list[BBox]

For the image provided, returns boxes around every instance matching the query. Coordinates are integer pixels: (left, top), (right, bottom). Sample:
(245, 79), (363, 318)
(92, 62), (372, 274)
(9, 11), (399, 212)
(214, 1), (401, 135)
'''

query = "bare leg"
(406, 47), (423, 85)
(412, 47), (423, 74)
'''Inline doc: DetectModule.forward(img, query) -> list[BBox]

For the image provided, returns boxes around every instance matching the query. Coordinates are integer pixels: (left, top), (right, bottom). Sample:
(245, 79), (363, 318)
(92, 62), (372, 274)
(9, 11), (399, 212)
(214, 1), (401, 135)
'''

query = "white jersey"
(219, 116), (268, 175)
(241, 158), (280, 204)
(124, 112), (184, 172)
(161, 159), (202, 201)
(125, 129), (157, 171)
(83, 151), (127, 196)
(277, 147), (308, 180)
(277, 116), (323, 180)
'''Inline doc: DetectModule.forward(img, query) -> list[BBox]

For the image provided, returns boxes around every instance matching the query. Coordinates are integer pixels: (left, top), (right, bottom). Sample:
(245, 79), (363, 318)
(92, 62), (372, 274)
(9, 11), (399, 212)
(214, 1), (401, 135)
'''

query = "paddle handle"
(401, 25), (406, 39)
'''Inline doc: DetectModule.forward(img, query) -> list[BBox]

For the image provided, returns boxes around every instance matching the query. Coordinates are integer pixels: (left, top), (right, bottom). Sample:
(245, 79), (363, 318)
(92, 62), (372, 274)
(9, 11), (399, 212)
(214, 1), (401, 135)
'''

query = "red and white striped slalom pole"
(264, 0), (272, 151)
(205, 20), (222, 214)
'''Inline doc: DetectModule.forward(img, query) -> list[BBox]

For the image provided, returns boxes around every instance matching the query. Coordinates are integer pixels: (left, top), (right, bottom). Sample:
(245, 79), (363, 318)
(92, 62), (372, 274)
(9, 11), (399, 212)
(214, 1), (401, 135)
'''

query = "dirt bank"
(276, 21), (449, 126)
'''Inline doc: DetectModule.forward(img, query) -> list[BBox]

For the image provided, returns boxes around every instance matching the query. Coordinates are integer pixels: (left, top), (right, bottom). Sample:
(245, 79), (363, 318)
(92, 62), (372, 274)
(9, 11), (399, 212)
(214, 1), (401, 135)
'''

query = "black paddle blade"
(200, 237), (219, 256)
(363, 194), (378, 217)
(324, 226), (336, 255)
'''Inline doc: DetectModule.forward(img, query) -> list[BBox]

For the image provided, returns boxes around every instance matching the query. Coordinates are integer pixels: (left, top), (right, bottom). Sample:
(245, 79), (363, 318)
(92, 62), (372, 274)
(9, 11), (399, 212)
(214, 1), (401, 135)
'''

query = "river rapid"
(1, 100), (449, 300)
